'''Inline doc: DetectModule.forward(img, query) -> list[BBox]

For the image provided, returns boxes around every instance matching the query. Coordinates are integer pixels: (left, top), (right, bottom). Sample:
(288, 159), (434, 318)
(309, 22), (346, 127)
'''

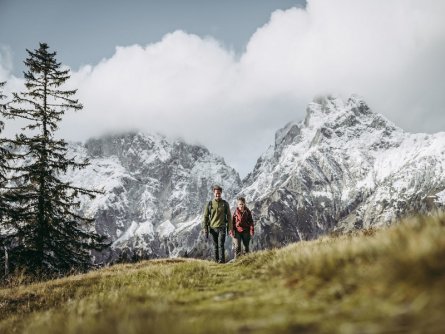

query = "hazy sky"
(1, 0), (444, 177)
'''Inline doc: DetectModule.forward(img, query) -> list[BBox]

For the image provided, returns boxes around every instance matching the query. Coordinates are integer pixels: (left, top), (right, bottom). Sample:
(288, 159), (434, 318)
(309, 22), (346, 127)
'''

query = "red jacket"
(232, 207), (254, 234)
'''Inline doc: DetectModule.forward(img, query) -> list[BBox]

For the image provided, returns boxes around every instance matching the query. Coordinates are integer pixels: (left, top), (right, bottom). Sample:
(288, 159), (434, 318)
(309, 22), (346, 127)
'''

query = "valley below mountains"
(66, 95), (445, 264)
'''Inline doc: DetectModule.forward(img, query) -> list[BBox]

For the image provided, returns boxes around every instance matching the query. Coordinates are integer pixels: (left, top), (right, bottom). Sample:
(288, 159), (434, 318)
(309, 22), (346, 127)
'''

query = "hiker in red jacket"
(229, 196), (254, 259)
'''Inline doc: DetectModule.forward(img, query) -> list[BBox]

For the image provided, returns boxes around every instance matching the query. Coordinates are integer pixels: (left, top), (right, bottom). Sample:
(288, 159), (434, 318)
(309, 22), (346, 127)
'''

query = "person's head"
(212, 185), (222, 200)
(237, 196), (246, 211)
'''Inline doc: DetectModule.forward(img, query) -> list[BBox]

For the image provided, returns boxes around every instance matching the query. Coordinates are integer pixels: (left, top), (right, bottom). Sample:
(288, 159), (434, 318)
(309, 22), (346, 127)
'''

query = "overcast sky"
(1, 0), (444, 177)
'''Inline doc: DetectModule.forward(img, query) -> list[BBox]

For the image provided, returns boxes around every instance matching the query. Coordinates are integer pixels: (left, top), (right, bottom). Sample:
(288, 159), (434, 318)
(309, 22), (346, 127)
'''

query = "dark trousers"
(209, 227), (226, 263)
(234, 231), (251, 258)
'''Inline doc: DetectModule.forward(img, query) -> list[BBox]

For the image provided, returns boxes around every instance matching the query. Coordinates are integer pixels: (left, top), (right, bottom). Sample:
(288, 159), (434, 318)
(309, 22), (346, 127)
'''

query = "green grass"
(1, 214), (445, 333)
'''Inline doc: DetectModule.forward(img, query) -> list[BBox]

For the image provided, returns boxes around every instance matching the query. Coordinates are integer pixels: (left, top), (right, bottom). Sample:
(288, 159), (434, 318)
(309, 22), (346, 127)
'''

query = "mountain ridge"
(64, 131), (242, 262)
(64, 95), (445, 261)
(242, 95), (445, 250)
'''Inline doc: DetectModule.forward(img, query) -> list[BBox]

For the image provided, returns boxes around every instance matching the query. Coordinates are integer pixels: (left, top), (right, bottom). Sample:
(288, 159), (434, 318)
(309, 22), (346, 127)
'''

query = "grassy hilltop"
(1, 215), (445, 333)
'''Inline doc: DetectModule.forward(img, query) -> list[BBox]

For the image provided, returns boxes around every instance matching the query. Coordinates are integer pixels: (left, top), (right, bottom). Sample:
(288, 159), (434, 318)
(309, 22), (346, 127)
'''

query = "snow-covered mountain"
(66, 132), (241, 262)
(66, 95), (445, 262)
(242, 95), (445, 249)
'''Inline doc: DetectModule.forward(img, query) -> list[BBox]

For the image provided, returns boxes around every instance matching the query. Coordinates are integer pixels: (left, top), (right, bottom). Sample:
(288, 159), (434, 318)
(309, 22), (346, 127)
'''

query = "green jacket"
(202, 199), (233, 231)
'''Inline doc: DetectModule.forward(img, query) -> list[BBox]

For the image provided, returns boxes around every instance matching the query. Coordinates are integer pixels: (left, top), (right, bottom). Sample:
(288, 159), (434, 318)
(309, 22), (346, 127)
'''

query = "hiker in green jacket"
(202, 185), (232, 263)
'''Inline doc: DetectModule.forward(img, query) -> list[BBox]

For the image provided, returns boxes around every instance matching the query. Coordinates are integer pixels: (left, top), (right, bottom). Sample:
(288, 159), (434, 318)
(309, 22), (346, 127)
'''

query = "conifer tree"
(0, 81), (9, 225)
(0, 81), (7, 194)
(0, 81), (7, 226)
(0, 80), (13, 276)
(3, 43), (108, 276)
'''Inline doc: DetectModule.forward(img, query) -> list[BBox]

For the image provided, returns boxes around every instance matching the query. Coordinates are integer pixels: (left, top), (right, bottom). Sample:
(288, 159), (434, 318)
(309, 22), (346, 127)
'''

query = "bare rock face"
(242, 95), (445, 250)
(66, 132), (241, 263)
(66, 95), (445, 263)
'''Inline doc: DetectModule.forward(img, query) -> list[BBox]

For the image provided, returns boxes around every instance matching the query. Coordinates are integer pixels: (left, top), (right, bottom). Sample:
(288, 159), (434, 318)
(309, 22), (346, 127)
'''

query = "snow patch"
(157, 220), (175, 238)
(113, 221), (154, 246)
(436, 190), (445, 206)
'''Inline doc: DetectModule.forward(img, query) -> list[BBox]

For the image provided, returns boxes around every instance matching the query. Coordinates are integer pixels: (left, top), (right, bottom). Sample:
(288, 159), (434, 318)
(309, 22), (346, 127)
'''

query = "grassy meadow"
(1, 214), (445, 333)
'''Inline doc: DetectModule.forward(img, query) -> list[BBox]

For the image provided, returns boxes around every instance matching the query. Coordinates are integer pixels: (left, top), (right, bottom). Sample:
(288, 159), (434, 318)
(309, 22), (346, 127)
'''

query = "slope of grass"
(1, 214), (445, 333)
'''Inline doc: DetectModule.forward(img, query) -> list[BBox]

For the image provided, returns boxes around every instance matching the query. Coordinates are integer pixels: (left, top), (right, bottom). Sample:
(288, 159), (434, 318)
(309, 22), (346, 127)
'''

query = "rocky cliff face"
(66, 95), (445, 262)
(65, 132), (241, 263)
(242, 95), (445, 250)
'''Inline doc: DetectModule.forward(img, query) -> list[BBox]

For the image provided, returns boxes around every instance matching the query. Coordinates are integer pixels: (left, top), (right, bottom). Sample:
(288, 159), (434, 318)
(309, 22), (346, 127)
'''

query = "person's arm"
(229, 210), (236, 237)
(202, 202), (210, 237)
(227, 202), (233, 234)
(248, 209), (254, 236)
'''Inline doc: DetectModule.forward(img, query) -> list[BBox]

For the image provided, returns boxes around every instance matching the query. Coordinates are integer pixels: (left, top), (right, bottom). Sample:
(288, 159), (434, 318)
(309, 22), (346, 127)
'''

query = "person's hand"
(229, 230), (234, 238)
(250, 230), (254, 237)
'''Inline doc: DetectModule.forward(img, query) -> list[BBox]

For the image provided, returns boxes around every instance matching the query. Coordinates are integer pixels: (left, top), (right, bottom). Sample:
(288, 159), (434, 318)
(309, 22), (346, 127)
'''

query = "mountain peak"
(57, 95), (445, 264)
(270, 95), (400, 159)
(304, 94), (372, 128)
(242, 94), (445, 248)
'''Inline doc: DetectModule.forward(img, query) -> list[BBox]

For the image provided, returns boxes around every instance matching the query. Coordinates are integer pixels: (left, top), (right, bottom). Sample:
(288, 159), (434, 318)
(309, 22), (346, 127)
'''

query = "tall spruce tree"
(0, 81), (8, 226)
(3, 43), (108, 276)
(0, 81), (7, 199)
(0, 80), (13, 276)
(0, 81), (7, 233)
(0, 81), (7, 183)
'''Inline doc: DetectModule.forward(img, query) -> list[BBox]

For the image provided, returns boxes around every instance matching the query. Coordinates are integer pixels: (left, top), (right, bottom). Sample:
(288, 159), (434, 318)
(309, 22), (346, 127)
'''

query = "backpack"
(208, 200), (229, 224)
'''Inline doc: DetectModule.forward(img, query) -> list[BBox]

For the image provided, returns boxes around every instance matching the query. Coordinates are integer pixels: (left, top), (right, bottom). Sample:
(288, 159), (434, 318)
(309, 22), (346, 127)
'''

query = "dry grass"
(1, 214), (445, 333)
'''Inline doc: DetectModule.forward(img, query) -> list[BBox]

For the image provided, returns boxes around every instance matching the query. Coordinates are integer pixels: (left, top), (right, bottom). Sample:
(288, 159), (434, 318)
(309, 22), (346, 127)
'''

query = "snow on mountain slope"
(62, 95), (444, 262)
(65, 132), (241, 262)
(242, 95), (445, 249)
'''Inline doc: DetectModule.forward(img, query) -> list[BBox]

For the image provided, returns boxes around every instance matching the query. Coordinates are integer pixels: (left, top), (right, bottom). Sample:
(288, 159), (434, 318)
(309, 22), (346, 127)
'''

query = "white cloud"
(1, 0), (445, 177)
(0, 46), (13, 80)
